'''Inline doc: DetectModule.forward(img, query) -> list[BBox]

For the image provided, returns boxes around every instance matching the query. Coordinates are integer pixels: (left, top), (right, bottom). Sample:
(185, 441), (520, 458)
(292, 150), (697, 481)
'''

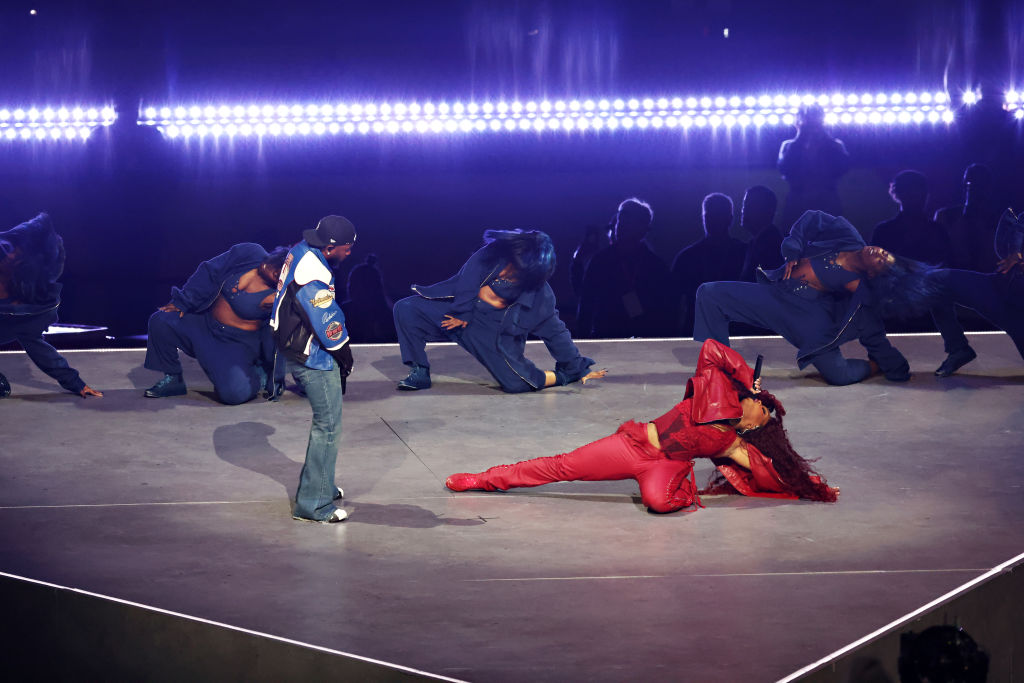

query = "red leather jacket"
(659, 340), (801, 500)
(684, 339), (754, 424)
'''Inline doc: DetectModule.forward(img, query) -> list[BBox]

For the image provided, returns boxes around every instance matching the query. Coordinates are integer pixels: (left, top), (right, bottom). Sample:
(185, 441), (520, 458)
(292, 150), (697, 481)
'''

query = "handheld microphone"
(753, 354), (764, 384)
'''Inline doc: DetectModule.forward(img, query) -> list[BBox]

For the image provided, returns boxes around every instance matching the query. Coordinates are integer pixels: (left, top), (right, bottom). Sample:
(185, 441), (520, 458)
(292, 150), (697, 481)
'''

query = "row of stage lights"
(11, 89), (1024, 143)
(140, 91), (962, 139)
(0, 106), (117, 141)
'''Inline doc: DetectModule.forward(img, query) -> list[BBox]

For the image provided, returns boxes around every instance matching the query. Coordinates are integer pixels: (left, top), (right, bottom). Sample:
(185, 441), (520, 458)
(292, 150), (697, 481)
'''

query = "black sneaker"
(935, 347), (977, 377)
(144, 374), (187, 398)
(0, 372), (10, 398)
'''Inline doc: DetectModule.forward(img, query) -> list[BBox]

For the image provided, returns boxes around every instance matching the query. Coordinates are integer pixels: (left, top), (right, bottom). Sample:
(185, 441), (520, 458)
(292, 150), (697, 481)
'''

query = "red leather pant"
(476, 421), (699, 513)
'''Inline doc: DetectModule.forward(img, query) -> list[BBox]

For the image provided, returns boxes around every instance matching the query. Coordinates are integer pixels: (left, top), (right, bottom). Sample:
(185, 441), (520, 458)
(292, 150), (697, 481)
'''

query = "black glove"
(330, 344), (354, 394)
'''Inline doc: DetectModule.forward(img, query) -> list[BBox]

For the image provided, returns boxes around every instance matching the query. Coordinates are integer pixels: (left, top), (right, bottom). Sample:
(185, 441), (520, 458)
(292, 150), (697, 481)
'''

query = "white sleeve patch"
(293, 251), (333, 286)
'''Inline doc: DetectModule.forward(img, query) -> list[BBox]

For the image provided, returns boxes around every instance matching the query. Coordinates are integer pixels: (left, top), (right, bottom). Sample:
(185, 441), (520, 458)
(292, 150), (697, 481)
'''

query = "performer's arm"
(532, 296), (598, 385)
(695, 338), (755, 389)
(16, 333), (87, 394)
(170, 243), (266, 313)
(446, 245), (493, 318)
(295, 280), (349, 351)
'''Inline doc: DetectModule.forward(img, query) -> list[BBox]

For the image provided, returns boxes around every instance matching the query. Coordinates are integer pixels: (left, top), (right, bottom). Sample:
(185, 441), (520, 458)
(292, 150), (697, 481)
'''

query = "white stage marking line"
(468, 575), (669, 582)
(0, 570), (464, 682)
(777, 550), (1024, 683)
(690, 569), (986, 577)
(0, 500), (277, 510)
(465, 568), (986, 582)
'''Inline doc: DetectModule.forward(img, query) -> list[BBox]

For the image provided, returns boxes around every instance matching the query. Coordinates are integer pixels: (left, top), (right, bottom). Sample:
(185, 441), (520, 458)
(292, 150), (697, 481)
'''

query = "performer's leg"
(454, 319), (537, 394)
(939, 271), (1024, 361)
(393, 296), (451, 368)
(694, 281), (812, 347)
(289, 359), (344, 522)
(636, 459), (698, 513)
(191, 326), (263, 405)
(809, 349), (872, 386)
(930, 303), (971, 354)
(856, 314), (911, 382)
(452, 432), (642, 491)
(144, 311), (202, 374)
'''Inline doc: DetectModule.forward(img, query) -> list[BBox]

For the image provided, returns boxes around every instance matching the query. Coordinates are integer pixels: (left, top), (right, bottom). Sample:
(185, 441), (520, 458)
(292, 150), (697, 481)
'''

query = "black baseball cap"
(303, 215), (357, 247)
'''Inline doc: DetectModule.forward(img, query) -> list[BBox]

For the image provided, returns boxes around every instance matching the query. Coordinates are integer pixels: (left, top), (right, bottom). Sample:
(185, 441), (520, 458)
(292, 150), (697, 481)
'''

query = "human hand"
(80, 385), (103, 398)
(581, 369), (607, 384)
(440, 315), (468, 330)
(996, 253), (1022, 275)
(158, 302), (183, 317)
(782, 260), (797, 280)
(752, 378), (762, 392)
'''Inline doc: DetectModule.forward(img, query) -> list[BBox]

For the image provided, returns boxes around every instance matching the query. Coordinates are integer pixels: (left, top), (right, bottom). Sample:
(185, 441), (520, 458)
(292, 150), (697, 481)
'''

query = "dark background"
(0, 0), (1022, 335)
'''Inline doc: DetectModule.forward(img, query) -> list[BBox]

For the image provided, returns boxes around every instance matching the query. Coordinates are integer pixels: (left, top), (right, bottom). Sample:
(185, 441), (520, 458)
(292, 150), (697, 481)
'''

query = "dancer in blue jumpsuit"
(930, 208), (1024, 376)
(393, 229), (601, 393)
(694, 211), (911, 386)
(0, 213), (102, 398)
(144, 242), (286, 404)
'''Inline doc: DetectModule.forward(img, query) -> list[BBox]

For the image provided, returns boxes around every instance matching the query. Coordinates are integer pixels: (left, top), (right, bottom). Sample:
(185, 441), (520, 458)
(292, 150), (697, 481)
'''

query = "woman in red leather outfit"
(446, 339), (837, 513)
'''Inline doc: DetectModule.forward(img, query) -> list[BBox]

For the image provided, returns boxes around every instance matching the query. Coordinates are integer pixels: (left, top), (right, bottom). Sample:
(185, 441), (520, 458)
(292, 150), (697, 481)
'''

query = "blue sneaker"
(397, 364), (431, 391)
(144, 373), (187, 398)
(0, 372), (10, 398)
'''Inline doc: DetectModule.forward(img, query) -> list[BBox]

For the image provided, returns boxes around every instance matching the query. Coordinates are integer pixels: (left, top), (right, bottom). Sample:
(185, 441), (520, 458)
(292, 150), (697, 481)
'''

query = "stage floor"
(1, 333), (1022, 682)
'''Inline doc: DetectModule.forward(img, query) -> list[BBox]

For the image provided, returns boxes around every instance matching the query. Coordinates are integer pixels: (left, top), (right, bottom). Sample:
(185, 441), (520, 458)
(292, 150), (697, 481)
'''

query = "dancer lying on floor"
(0, 213), (102, 398)
(446, 339), (837, 513)
(393, 229), (603, 393)
(144, 243), (288, 404)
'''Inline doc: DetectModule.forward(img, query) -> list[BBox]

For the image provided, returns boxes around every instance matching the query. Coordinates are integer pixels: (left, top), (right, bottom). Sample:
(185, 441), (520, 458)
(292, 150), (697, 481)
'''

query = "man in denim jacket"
(270, 216), (355, 523)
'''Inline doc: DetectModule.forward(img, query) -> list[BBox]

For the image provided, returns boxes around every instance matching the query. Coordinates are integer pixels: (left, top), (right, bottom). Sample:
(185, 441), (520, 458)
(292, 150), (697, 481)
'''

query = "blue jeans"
(145, 310), (265, 405)
(288, 358), (343, 521)
(694, 280), (908, 385)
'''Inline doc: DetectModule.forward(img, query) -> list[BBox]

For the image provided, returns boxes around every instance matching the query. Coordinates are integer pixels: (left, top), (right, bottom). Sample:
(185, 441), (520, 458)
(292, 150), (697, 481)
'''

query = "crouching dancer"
(0, 213), (102, 398)
(446, 339), (836, 513)
(143, 243), (288, 404)
(394, 229), (603, 392)
(270, 216), (356, 523)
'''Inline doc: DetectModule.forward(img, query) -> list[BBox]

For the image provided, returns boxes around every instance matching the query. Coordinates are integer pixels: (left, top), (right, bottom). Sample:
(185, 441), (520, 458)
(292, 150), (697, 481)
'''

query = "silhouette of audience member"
(738, 186), (784, 282)
(570, 222), (611, 297)
(672, 193), (745, 334)
(777, 104), (850, 228)
(576, 198), (676, 338)
(873, 170), (952, 266)
(340, 254), (396, 343)
(933, 163), (1001, 272)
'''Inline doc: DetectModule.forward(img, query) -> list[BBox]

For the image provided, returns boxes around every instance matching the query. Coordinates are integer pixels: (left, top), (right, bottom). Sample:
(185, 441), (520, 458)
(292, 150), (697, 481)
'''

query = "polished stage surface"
(1, 333), (1022, 682)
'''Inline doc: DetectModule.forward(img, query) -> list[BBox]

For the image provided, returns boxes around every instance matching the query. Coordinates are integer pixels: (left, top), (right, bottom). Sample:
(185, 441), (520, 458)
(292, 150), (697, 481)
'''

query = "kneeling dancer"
(394, 229), (602, 392)
(446, 339), (836, 513)
(0, 213), (102, 398)
(144, 242), (287, 404)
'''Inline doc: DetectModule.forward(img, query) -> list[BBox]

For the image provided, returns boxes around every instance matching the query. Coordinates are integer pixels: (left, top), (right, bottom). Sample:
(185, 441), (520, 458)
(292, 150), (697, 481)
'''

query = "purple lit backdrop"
(0, 1), (1021, 334)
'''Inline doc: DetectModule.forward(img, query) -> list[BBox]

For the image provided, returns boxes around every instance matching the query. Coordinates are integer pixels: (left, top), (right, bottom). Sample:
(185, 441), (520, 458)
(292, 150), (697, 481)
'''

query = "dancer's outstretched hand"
(80, 385), (103, 398)
(781, 260), (797, 280)
(581, 369), (607, 384)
